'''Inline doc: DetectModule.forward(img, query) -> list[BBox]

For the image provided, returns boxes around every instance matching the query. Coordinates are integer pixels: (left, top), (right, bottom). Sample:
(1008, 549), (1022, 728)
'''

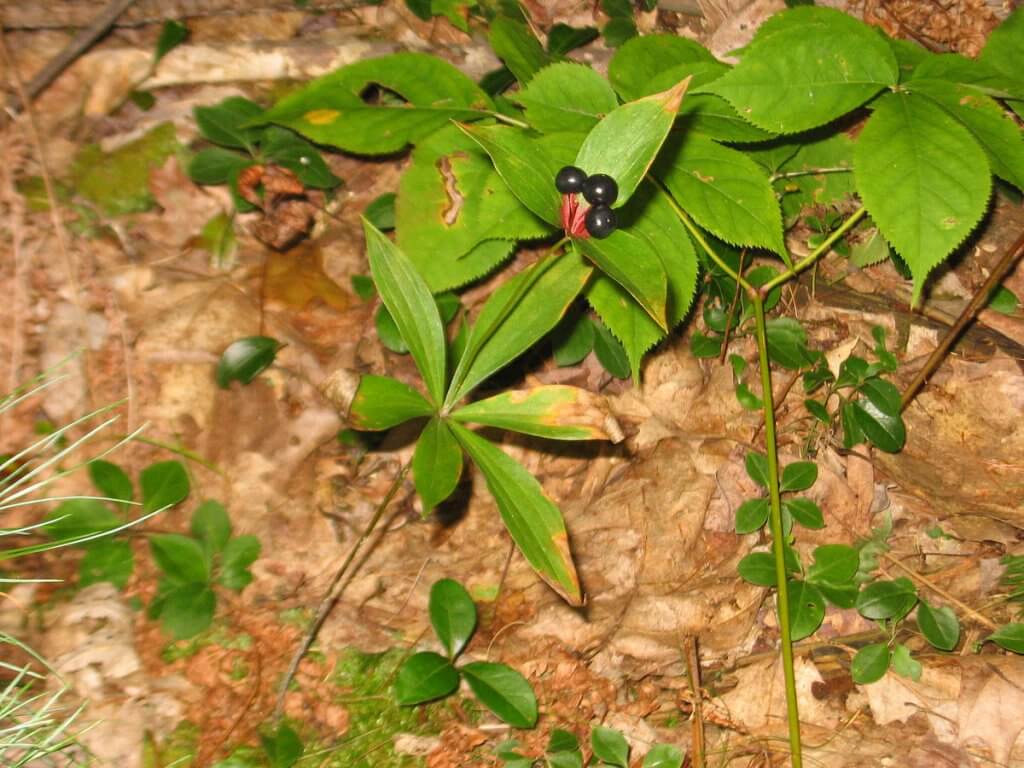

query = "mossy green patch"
(144, 720), (199, 767)
(160, 622), (253, 663)
(70, 122), (180, 216)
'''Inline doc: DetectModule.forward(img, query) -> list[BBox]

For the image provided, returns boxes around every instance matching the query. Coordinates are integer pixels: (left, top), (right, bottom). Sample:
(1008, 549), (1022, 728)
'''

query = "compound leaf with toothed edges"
(853, 91), (991, 305)
(397, 125), (553, 292)
(513, 62), (619, 134)
(704, 7), (897, 134)
(413, 418), (463, 513)
(452, 385), (619, 441)
(449, 422), (581, 605)
(348, 375), (434, 431)
(257, 53), (493, 155)
(363, 220), (447, 406)
(657, 132), (786, 259)
(446, 250), (592, 407)
(575, 77), (691, 209)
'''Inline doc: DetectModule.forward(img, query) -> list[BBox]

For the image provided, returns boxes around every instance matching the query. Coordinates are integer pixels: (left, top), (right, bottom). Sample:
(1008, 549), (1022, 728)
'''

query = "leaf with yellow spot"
(348, 375), (434, 431)
(449, 422), (582, 606)
(451, 385), (622, 442)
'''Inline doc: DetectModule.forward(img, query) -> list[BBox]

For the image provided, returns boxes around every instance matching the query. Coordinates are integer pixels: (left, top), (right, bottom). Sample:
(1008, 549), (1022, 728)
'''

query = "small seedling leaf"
(735, 498), (769, 535)
(783, 497), (824, 529)
(140, 460), (190, 513)
(88, 460), (133, 505)
(191, 500), (232, 558)
(780, 461), (818, 492)
(215, 336), (282, 389)
(150, 534), (209, 584)
(395, 651), (460, 705)
(219, 535), (260, 591)
(156, 583), (216, 640)
(79, 539), (134, 588)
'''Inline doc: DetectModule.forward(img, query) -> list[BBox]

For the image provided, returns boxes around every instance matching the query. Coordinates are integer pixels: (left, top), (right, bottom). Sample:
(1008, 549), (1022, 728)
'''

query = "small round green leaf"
(190, 500), (232, 557)
(851, 643), (891, 684)
(783, 497), (824, 529)
(744, 451), (770, 489)
(859, 378), (902, 417)
(429, 579), (477, 660)
(642, 743), (684, 768)
(851, 396), (906, 453)
(917, 601), (961, 651)
(394, 652), (460, 706)
(591, 726), (630, 768)
(987, 623), (1024, 654)
(216, 336), (282, 388)
(735, 498), (770, 534)
(413, 419), (463, 513)
(780, 461), (818, 492)
(460, 661), (538, 728)
(856, 577), (918, 621)
(806, 544), (859, 587)
(737, 551), (777, 587)
(787, 579), (826, 641)
(88, 460), (133, 504)
(140, 460), (190, 513)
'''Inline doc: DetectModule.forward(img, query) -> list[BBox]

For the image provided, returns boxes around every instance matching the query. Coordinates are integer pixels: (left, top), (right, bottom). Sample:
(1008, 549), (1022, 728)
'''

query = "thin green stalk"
(762, 207), (867, 293)
(753, 295), (802, 767)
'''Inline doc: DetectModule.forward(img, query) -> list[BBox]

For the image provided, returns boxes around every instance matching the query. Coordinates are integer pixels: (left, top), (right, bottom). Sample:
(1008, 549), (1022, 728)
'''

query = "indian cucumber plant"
(222, 6), (1024, 765)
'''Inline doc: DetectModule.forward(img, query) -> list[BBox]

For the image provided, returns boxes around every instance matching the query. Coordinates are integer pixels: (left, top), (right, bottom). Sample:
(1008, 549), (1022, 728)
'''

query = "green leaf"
(585, 181), (699, 379)
(917, 601), (960, 651)
(188, 147), (253, 185)
(261, 724), (304, 768)
(859, 378), (901, 417)
(988, 285), (1019, 315)
(398, 125), (551, 292)
(394, 651), (459, 705)
(156, 583), (216, 639)
(348, 375), (434, 431)
(452, 385), (617, 441)
(906, 79), (1024, 193)
(260, 126), (341, 189)
(548, 730), (580, 754)
(449, 423), (581, 605)
(592, 319), (630, 379)
(578, 231), (667, 330)
(806, 544), (859, 587)
(199, 212), (237, 268)
(988, 623), (1024, 654)
(461, 661), (538, 728)
(140, 460), (190, 513)
(656, 133), (786, 258)
(603, 17), (637, 48)
(413, 418), (463, 513)
(705, 7), (896, 134)
(195, 97), (263, 150)
(745, 451), (769, 489)
(765, 318), (813, 370)
(891, 644), (922, 681)
(608, 34), (715, 101)
(851, 643), (890, 684)
(215, 336), (282, 388)
(375, 305), (408, 354)
(219, 535), (260, 591)
(191, 500), (231, 559)
(547, 24), (599, 56)
(513, 63), (618, 134)
(804, 399), (831, 424)
(489, 16), (550, 85)
(150, 534), (209, 584)
(258, 53), (492, 155)
(575, 77), (691, 209)
(365, 193), (396, 231)
(853, 91), (990, 304)
(737, 551), (777, 587)
(154, 20), (189, 64)
(552, 315), (595, 366)
(642, 744), (684, 768)
(851, 396), (905, 453)
(45, 499), (119, 543)
(979, 8), (1024, 87)
(691, 332), (721, 358)
(856, 577), (918, 621)
(429, 578), (477, 660)
(79, 539), (134, 588)
(781, 461), (817, 492)
(446, 251), (592, 407)
(783, 498), (824, 529)
(590, 727), (630, 768)
(88, 460), (133, 505)
(364, 220), (447, 405)
(735, 498), (769, 534)
(787, 579), (826, 641)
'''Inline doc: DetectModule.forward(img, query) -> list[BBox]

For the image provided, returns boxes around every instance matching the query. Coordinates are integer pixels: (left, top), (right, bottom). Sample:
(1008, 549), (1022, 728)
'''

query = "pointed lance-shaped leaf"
(413, 418), (463, 513)
(452, 385), (623, 442)
(363, 219), (448, 406)
(577, 230), (668, 330)
(449, 422), (582, 605)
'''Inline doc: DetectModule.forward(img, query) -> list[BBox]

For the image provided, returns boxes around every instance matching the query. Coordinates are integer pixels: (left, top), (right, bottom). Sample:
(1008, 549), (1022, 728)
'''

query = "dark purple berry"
(585, 205), (616, 239)
(556, 165), (587, 194)
(581, 173), (618, 206)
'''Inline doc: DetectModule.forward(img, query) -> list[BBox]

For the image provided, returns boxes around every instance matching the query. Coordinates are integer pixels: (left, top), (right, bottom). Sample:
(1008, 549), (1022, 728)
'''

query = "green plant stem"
(761, 207), (867, 294)
(273, 461), (410, 720)
(752, 295), (803, 768)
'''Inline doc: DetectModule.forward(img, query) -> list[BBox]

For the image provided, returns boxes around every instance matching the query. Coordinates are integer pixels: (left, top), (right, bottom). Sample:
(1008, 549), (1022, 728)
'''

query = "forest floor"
(1, 0), (1023, 766)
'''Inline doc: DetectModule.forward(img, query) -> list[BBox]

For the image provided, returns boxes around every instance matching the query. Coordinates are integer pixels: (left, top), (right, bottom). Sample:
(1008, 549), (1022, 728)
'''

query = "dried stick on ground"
(273, 462), (410, 719)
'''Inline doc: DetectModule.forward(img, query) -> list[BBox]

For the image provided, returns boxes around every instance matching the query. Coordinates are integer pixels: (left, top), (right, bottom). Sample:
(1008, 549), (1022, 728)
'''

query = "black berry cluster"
(556, 165), (618, 239)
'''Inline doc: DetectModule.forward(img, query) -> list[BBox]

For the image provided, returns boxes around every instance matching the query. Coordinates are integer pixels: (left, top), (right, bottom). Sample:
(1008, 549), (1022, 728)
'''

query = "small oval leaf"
(216, 336), (282, 388)
(429, 578), (477, 660)
(851, 643), (891, 684)
(460, 661), (538, 728)
(394, 652), (460, 706)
